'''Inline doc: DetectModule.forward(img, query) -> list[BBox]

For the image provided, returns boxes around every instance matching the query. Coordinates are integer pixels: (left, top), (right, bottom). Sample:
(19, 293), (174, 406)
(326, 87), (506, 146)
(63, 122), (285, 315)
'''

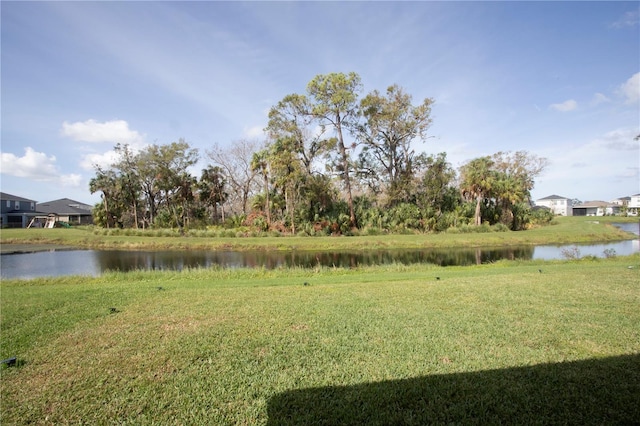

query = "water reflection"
(1, 239), (638, 280)
(94, 247), (537, 272)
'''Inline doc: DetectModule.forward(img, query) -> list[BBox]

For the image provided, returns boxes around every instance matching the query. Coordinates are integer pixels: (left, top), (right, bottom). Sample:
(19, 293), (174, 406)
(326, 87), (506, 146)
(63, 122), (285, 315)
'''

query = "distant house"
(36, 198), (94, 226)
(0, 192), (38, 228)
(572, 201), (621, 216)
(628, 193), (640, 216)
(610, 196), (631, 207)
(535, 195), (573, 216)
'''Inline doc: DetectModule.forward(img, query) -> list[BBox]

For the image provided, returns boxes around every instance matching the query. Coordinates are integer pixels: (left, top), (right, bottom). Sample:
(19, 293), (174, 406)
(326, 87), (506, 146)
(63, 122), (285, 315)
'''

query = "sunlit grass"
(1, 255), (639, 424)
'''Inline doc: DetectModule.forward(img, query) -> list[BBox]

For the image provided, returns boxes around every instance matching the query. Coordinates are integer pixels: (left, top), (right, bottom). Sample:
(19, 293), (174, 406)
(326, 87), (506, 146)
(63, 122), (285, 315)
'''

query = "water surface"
(1, 239), (637, 280)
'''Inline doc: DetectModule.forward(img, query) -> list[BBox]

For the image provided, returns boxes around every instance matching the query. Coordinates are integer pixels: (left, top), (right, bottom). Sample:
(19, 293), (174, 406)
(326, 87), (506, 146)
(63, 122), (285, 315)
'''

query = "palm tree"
(459, 157), (495, 226)
(251, 150), (271, 227)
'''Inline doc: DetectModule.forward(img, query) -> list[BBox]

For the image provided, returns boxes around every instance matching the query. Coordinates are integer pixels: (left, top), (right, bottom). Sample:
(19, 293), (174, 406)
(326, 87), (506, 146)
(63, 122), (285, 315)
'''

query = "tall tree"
(265, 94), (328, 175)
(113, 144), (141, 228)
(357, 85), (434, 206)
(251, 149), (271, 227)
(417, 152), (458, 215)
(207, 139), (261, 216)
(137, 140), (198, 227)
(89, 167), (119, 228)
(459, 156), (496, 226)
(198, 166), (228, 224)
(307, 72), (362, 227)
(490, 151), (549, 229)
(267, 138), (306, 234)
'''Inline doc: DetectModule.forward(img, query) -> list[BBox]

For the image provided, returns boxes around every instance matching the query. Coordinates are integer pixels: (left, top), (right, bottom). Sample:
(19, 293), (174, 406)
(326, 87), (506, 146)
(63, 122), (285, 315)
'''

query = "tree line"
(89, 72), (550, 234)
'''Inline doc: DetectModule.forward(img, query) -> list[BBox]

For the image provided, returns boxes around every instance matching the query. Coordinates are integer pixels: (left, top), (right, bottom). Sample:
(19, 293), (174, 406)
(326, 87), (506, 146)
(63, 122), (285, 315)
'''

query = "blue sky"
(2, 1), (638, 205)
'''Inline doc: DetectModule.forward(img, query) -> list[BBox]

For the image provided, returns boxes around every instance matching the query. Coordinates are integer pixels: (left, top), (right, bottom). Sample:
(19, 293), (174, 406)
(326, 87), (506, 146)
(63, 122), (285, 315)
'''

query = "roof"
(36, 198), (93, 215)
(0, 192), (36, 203)
(574, 200), (613, 208)
(536, 194), (571, 201)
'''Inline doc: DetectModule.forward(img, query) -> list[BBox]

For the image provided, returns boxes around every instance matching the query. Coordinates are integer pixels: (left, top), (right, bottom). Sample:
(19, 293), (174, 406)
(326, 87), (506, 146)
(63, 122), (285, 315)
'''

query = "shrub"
(492, 223), (510, 232)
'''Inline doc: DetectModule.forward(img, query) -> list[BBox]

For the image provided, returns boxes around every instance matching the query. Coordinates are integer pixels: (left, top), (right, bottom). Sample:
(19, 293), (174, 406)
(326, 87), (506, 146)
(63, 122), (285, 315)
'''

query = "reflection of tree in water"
(95, 247), (537, 273)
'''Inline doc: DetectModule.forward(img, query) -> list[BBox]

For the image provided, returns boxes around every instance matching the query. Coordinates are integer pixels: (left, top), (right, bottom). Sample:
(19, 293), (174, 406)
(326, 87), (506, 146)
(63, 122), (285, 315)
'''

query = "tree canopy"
(89, 72), (550, 234)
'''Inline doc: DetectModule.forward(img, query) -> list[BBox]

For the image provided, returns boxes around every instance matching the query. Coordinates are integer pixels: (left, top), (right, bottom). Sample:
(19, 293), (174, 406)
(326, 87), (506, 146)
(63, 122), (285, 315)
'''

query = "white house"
(572, 201), (621, 216)
(535, 195), (573, 216)
(610, 196), (631, 206)
(628, 193), (640, 216)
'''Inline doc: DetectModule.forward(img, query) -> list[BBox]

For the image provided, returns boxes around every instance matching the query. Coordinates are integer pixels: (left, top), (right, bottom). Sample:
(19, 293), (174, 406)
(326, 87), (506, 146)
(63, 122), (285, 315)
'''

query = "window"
(31, 202), (35, 211)
(6, 200), (10, 208)
(14, 201), (20, 210)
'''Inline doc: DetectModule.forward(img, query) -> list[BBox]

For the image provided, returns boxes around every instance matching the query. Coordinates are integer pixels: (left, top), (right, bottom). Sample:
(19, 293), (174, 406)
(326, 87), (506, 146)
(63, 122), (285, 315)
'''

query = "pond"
(1, 238), (638, 280)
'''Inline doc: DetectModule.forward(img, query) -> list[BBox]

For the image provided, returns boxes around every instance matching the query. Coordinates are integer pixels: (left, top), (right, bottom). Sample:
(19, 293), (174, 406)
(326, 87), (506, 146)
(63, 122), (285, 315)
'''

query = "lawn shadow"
(267, 354), (640, 425)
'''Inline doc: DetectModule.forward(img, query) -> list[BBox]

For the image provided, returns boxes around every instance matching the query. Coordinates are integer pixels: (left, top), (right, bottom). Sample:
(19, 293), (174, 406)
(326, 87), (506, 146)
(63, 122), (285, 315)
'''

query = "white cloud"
(587, 128), (640, 151)
(616, 166), (639, 179)
(61, 119), (146, 147)
(79, 151), (121, 171)
(617, 72), (640, 104)
(589, 92), (611, 107)
(549, 99), (577, 112)
(0, 147), (82, 186)
(242, 125), (266, 139)
(609, 10), (639, 29)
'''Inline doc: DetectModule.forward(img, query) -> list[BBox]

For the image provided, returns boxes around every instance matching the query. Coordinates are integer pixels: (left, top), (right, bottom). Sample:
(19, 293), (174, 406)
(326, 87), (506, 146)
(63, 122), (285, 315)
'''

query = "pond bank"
(1, 217), (638, 253)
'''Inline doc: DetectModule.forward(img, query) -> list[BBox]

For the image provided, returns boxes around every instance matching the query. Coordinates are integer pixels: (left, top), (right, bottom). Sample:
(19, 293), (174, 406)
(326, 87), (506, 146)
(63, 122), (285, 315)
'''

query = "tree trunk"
(336, 119), (356, 227)
(133, 199), (139, 229)
(103, 194), (110, 229)
(475, 196), (482, 226)
(264, 174), (271, 227)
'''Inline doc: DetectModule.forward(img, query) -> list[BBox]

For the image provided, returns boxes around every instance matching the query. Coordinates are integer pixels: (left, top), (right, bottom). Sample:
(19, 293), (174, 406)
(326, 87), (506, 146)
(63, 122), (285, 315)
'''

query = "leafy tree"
(113, 144), (142, 228)
(357, 85), (434, 206)
(417, 152), (459, 217)
(301, 173), (338, 223)
(198, 166), (228, 224)
(268, 138), (310, 233)
(459, 156), (496, 226)
(138, 140), (198, 228)
(89, 167), (119, 228)
(490, 151), (548, 229)
(265, 93), (328, 174)
(307, 72), (362, 227)
(251, 149), (271, 227)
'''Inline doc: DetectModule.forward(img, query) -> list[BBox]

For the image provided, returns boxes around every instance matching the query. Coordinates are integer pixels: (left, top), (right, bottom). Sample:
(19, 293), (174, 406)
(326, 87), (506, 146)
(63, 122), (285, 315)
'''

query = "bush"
(448, 223), (492, 234)
(492, 223), (510, 232)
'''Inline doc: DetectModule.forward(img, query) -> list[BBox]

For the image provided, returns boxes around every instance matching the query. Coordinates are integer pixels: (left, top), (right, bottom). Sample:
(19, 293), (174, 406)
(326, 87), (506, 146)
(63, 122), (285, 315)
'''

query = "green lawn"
(1, 256), (639, 424)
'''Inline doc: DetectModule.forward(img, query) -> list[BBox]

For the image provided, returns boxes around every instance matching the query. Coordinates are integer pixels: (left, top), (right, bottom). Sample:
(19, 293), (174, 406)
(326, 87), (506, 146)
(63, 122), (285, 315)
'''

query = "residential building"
(36, 198), (94, 226)
(610, 196), (631, 206)
(535, 195), (573, 216)
(0, 192), (37, 228)
(572, 201), (621, 216)
(628, 193), (640, 216)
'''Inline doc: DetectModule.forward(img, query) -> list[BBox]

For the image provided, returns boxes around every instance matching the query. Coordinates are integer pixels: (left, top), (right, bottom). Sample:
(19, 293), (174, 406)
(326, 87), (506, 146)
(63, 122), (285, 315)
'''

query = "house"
(535, 195), (573, 216)
(610, 196), (631, 207)
(0, 192), (37, 228)
(572, 201), (621, 216)
(628, 193), (640, 216)
(36, 198), (94, 226)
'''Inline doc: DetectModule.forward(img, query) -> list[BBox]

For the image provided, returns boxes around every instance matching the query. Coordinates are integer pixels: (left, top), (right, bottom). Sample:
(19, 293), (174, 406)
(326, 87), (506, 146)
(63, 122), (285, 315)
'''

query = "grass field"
(1, 216), (638, 253)
(1, 255), (639, 424)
